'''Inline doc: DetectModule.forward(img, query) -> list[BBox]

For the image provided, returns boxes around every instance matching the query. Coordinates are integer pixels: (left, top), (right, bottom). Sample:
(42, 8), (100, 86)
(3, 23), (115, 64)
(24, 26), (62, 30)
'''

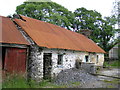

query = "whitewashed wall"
(42, 48), (104, 77)
(96, 53), (104, 66)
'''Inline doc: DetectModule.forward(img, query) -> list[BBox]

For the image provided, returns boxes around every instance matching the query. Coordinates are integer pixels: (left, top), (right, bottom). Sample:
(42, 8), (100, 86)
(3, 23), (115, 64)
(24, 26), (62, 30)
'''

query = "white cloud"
(0, 0), (25, 16)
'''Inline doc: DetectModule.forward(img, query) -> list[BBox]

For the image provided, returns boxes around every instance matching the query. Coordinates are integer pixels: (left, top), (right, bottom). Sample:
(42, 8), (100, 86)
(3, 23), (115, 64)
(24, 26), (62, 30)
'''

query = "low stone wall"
(81, 62), (96, 74)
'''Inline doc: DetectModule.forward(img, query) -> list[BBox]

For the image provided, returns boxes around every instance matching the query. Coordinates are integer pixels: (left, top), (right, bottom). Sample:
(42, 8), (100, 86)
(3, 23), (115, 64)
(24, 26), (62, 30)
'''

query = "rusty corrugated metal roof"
(14, 15), (105, 53)
(0, 16), (29, 45)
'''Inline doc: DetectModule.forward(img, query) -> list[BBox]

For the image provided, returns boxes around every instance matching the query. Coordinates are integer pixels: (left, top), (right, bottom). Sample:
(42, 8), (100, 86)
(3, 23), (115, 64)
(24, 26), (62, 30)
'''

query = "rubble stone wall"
(42, 49), (104, 77)
(28, 46), (43, 81)
(81, 63), (96, 74)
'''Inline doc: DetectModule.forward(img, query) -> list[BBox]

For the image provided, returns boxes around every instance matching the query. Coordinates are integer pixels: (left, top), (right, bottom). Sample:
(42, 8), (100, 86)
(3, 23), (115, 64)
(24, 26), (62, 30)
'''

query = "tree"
(73, 8), (103, 43)
(16, 1), (74, 30)
(73, 7), (117, 52)
(98, 17), (117, 52)
(73, 7), (102, 31)
(16, 2), (117, 52)
(112, 0), (120, 59)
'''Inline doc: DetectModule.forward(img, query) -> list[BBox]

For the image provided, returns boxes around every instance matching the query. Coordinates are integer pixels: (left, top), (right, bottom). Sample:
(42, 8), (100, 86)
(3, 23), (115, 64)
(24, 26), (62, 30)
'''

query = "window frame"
(57, 54), (63, 65)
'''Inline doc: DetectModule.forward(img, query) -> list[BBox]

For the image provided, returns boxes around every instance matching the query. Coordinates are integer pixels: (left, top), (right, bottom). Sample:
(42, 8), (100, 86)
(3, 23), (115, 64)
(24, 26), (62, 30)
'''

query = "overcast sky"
(0, 0), (115, 17)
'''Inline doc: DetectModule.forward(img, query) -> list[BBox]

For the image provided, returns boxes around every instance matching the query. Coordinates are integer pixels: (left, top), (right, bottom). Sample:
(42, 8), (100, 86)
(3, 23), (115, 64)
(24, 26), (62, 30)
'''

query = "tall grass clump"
(2, 73), (30, 88)
(2, 73), (81, 88)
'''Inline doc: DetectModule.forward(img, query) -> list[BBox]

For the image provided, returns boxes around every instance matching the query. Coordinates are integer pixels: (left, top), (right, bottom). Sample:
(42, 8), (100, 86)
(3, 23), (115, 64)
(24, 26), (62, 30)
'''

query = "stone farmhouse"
(0, 15), (105, 81)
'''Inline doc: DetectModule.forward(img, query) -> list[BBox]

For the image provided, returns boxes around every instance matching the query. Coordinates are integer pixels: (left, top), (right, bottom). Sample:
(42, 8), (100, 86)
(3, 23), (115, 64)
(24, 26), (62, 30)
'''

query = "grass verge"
(2, 74), (81, 88)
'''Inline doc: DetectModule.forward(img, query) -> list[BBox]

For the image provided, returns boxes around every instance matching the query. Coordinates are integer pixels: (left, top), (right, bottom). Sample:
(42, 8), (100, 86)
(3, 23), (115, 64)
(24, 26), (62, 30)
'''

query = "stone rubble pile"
(54, 68), (100, 87)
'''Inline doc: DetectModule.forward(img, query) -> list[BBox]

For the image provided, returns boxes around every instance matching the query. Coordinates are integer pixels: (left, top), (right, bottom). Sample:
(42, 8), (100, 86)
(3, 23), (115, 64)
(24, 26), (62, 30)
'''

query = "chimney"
(80, 29), (92, 38)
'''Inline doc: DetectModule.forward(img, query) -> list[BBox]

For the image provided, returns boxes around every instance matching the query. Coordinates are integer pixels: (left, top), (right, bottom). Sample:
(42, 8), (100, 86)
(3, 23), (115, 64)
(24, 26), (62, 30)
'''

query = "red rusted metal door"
(4, 48), (27, 73)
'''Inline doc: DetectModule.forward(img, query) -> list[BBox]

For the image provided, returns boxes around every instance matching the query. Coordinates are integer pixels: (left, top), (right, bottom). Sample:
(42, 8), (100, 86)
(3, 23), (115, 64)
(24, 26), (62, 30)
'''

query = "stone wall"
(87, 53), (104, 66)
(28, 46), (43, 81)
(43, 49), (78, 77)
(81, 63), (96, 74)
(96, 53), (104, 66)
(42, 48), (104, 77)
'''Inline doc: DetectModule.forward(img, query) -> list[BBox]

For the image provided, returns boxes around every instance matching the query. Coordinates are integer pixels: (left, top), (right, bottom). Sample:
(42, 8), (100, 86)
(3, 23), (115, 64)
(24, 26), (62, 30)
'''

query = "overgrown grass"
(103, 79), (120, 84)
(3, 74), (30, 88)
(103, 60), (120, 68)
(2, 74), (81, 88)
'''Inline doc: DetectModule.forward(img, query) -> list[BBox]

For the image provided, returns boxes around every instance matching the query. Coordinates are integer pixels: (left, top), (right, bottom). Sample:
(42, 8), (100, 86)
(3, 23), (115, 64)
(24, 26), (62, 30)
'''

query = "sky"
(0, 0), (115, 17)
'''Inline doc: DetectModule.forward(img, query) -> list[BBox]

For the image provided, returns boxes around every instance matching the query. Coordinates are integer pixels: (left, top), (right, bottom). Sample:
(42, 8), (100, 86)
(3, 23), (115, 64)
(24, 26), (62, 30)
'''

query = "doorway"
(43, 53), (52, 80)
(85, 55), (89, 62)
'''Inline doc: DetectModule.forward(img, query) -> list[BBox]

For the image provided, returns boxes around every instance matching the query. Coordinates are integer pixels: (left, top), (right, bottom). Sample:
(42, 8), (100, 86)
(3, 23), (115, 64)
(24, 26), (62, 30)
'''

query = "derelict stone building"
(0, 15), (105, 81)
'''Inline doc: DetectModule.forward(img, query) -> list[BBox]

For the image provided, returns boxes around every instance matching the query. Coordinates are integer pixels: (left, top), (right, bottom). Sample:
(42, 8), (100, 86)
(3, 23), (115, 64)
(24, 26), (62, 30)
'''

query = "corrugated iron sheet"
(14, 16), (105, 53)
(0, 16), (29, 45)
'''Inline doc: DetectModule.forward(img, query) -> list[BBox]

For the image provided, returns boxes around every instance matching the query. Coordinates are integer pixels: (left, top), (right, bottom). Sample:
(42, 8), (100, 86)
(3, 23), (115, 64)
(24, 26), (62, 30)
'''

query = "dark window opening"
(96, 55), (99, 63)
(58, 54), (63, 65)
(85, 55), (89, 62)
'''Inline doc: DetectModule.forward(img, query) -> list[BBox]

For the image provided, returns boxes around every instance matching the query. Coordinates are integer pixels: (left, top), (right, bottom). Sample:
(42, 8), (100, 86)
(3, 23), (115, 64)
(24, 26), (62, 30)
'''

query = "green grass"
(70, 82), (81, 87)
(103, 60), (120, 68)
(3, 74), (30, 88)
(103, 79), (120, 84)
(2, 74), (81, 88)
(106, 85), (115, 88)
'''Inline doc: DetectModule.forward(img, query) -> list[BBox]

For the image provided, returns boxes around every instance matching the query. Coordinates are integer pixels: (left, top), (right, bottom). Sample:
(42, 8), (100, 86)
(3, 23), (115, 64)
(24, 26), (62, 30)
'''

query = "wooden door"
(4, 48), (27, 74)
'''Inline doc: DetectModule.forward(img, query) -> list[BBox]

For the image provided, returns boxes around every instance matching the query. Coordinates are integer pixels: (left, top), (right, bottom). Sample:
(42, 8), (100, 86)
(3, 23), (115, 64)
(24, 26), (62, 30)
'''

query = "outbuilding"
(0, 16), (29, 74)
